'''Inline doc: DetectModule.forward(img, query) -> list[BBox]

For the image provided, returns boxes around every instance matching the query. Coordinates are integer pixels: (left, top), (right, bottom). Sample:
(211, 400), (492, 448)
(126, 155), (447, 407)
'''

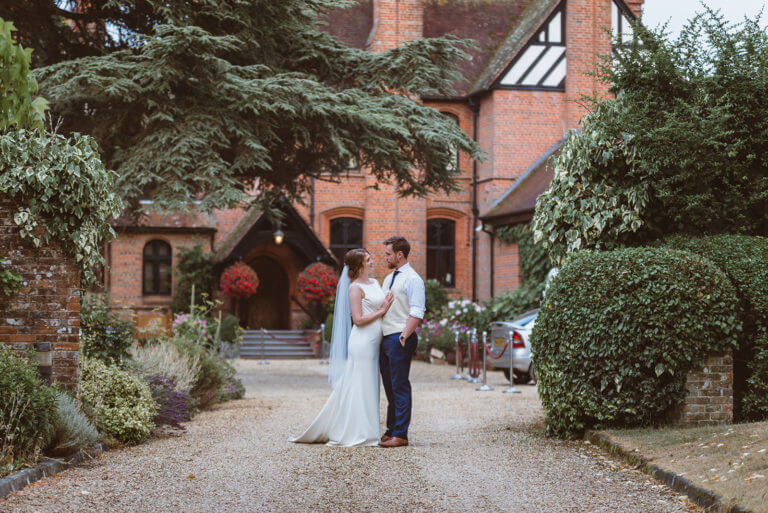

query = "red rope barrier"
(483, 340), (509, 360)
(468, 339), (481, 378)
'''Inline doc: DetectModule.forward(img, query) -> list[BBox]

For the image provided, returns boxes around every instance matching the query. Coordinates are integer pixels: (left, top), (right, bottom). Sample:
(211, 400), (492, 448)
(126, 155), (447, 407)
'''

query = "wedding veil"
(328, 265), (352, 387)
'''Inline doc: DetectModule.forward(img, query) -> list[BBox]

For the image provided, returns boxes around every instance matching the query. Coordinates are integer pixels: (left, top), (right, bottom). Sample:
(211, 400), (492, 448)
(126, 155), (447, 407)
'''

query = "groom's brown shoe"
(379, 437), (408, 448)
(380, 435), (392, 443)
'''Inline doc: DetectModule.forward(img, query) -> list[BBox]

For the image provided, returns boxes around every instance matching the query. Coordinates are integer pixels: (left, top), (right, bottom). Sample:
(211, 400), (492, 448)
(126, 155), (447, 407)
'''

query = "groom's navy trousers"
(380, 332), (418, 440)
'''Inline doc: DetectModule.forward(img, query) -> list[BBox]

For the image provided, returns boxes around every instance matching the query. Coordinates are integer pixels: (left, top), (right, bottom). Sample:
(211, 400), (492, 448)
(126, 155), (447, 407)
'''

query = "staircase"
(240, 330), (317, 359)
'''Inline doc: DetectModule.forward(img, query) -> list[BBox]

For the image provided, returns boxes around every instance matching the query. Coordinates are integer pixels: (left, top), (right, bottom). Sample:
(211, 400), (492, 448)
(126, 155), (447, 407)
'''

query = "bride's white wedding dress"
(290, 279), (383, 447)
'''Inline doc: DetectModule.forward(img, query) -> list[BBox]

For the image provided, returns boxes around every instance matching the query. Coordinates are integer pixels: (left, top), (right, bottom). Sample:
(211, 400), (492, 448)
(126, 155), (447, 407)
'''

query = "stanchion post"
(451, 330), (463, 379)
(503, 330), (521, 394)
(470, 330), (481, 383)
(258, 329), (269, 365)
(476, 331), (493, 391)
(463, 329), (475, 380)
(320, 323), (329, 365)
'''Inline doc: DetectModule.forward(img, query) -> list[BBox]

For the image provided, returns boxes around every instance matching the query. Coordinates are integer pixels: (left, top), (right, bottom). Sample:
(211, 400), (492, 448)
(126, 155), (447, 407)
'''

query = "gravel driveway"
(2, 360), (701, 513)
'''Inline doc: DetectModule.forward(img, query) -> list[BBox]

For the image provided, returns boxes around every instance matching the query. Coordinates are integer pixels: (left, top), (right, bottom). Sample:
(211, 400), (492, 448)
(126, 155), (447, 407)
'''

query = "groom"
(379, 236), (425, 448)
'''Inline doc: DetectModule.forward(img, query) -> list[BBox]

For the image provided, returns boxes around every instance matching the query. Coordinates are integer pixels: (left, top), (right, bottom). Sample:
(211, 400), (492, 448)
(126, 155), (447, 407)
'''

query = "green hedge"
(662, 234), (768, 421)
(532, 247), (742, 438)
(0, 346), (56, 470)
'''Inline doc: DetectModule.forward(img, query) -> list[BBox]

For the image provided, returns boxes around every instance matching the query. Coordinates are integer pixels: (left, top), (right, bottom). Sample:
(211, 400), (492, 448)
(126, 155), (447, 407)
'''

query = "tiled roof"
(319, 0), (374, 49)
(423, 0), (532, 95)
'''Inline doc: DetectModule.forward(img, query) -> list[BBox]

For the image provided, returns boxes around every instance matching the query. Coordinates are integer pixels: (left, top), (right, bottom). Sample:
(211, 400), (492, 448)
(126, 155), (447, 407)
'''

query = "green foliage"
(171, 245), (215, 314)
(80, 294), (134, 365)
(48, 391), (100, 456)
(424, 279), (449, 318)
(533, 9), (768, 264)
(0, 17), (47, 133)
(488, 223), (550, 321)
(210, 314), (242, 346)
(79, 358), (157, 445)
(169, 338), (229, 410)
(661, 234), (768, 421)
(0, 130), (123, 284)
(128, 339), (201, 394)
(0, 256), (22, 297)
(34, 0), (482, 214)
(532, 247), (742, 438)
(0, 346), (57, 469)
(217, 362), (245, 402)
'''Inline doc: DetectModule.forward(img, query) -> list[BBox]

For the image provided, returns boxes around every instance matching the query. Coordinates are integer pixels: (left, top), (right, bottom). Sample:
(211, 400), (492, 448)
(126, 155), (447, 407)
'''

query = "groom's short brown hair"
(384, 236), (410, 259)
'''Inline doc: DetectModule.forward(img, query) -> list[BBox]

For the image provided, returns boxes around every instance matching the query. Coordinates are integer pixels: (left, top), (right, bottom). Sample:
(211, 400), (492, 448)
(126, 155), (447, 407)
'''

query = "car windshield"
(512, 314), (537, 327)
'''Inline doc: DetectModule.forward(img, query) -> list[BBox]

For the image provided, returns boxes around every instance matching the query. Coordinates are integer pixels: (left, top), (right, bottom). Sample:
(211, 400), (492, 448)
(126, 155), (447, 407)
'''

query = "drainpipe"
(309, 176), (315, 230)
(482, 226), (495, 298)
(469, 97), (480, 302)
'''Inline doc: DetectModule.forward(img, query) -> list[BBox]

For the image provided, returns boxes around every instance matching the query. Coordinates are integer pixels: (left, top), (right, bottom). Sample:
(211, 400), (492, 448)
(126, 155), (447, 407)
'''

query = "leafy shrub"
(144, 374), (191, 430)
(80, 294), (133, 365)
(662, 234), (768, 421)
(442, 299), (486, 333)
(171, 244), (215, 314)
(424, 279), (448, 318)
(211, 314), (242, 345)
(170, 339), (228, 409)
(532, 247), (742, 438)
(128, 339), (200, 393)
(79, 358), (156, 445)
(0, 346), (56, 470)
(533, 10), (768, 265)
(48, 392), (100, 456)
(217, 362), (245, 402)
(416, 318), (472, 356)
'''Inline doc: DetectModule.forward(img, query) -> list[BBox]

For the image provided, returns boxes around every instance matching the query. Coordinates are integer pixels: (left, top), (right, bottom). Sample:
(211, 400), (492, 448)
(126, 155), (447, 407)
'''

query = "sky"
(642, 0), (768, 39)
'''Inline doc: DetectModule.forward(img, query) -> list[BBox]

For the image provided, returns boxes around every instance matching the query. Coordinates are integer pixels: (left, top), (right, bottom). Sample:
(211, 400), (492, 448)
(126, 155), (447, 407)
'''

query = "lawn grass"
(604, 421), (768, 513)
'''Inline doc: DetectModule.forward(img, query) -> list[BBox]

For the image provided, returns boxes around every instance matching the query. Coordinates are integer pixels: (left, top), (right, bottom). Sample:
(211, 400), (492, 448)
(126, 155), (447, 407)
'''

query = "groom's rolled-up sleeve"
(405, 275), (426, 320)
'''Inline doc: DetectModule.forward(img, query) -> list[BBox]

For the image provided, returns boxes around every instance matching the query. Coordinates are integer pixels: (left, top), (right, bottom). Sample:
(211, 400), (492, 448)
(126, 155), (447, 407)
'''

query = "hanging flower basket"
(220, 262), (260, 300)
(297, 263), (338, 306)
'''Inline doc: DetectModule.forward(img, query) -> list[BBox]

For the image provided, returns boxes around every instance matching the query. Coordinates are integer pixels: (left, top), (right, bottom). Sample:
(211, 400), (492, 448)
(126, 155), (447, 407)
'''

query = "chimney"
(369, 0), (424, 53)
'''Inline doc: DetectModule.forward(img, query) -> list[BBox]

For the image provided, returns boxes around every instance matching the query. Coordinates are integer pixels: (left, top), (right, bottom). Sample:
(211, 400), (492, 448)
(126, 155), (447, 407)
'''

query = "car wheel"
(512, 371), (527, 384)
(526, 363), (536, 385)
(502, 368), (511, 381)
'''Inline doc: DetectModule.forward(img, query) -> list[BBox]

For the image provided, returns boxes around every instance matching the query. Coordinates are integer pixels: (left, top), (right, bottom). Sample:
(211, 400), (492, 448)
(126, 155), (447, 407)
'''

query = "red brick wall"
(0, 201), (81, 389)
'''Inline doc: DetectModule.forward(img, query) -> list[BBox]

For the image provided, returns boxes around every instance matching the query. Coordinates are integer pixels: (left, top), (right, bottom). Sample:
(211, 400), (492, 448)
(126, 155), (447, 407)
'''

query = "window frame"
(329, 217), (364, 266)
(426, 218), (456, 288)
(142, 239), (172, 296)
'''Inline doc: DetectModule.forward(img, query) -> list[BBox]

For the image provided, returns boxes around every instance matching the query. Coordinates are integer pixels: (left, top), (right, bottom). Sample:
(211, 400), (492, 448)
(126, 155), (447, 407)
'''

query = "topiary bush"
(79, 358), (157, 445)
(48, 391), (100, 456)
(0, 346), (57, 472)
(662, 234), (768, 421)
(532, 247), (742, 438)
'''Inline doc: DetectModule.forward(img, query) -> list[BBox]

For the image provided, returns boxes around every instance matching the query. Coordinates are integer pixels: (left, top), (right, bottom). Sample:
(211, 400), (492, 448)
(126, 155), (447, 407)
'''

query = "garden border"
(0, 443), (106, 500)
(585, 430), (751, 513)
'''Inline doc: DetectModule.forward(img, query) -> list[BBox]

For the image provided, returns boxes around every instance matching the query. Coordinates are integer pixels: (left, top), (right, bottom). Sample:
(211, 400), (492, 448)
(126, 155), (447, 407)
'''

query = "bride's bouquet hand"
(379, 291), (395, 317)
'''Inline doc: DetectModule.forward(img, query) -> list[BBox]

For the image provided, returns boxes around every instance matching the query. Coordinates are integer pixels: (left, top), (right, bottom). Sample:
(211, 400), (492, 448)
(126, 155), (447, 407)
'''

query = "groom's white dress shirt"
(381, 262), (425, 337)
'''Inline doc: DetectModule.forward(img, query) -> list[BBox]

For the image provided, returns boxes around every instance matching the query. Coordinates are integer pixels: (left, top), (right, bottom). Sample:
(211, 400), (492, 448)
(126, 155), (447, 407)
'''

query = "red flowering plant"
(220, 262), (260, 300)
(297, 263), (338, 323)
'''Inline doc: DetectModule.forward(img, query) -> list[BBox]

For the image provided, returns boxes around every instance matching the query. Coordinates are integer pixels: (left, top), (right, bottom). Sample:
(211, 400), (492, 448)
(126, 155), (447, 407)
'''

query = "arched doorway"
(242, 256), (290, 329)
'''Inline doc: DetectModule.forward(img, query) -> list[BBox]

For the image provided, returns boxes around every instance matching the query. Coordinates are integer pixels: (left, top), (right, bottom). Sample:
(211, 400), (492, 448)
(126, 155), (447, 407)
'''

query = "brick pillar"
(370, 0), (424, 52)
(0, 200), (81, 390)
(672, 351), (734, 426)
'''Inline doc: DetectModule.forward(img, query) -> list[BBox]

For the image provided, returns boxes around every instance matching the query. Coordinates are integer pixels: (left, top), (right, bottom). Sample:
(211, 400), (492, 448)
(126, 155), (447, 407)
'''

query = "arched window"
(143, 240), (172, 295)
(427, 218), (455, 287)
(329, 217), (363, 265)
(442, 112), (460, 173)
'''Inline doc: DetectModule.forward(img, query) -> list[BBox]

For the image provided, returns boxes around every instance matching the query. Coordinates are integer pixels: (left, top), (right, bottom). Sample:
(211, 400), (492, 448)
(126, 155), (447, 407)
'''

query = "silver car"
(487, 309), (538, 384)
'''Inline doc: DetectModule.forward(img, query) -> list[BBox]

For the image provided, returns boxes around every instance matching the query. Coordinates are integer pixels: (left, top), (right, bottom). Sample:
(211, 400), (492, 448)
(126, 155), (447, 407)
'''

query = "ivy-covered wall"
(0, 199), (81, 389)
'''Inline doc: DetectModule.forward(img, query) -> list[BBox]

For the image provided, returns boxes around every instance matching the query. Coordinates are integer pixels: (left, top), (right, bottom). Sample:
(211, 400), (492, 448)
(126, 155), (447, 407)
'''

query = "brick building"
(106, 0), (643, 330)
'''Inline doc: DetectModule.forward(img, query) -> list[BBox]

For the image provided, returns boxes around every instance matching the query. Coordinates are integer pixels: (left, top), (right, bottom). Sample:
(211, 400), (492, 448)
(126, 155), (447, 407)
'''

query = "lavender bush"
(145, 374), (192, 430)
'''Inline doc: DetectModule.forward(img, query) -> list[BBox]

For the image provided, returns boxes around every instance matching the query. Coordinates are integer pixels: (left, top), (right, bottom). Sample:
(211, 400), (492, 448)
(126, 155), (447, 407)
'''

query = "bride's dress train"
(290, 280), (383, 447)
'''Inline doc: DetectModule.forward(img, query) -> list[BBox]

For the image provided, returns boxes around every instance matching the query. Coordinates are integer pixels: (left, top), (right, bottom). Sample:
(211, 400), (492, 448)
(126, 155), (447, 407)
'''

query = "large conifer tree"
(23, 0), (481, 213)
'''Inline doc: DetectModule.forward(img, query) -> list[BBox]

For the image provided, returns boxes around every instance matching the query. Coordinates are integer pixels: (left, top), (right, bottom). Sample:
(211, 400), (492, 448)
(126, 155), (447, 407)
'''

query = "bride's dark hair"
(344, 248), (369, 280)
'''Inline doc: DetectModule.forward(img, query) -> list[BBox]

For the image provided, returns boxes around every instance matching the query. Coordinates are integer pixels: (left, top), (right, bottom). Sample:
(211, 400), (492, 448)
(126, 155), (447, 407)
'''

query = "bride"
(290, 248), (394, 447)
